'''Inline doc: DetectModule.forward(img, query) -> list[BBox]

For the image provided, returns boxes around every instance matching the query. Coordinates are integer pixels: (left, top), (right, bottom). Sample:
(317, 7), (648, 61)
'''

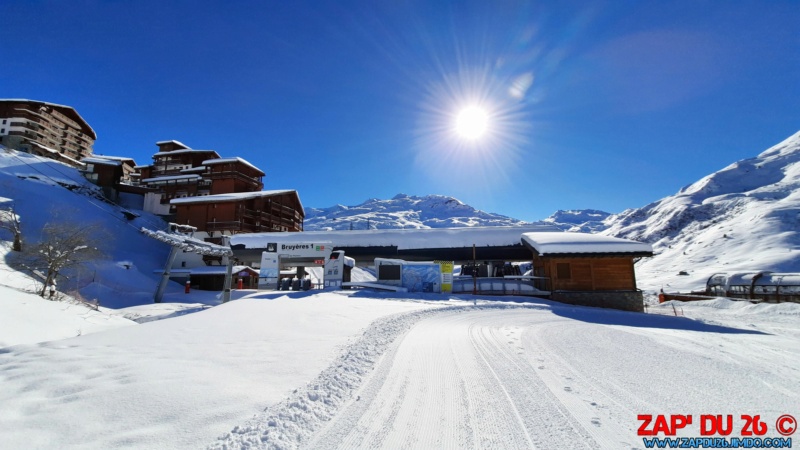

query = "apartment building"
(133, 139), (304, 268)
(133, 139), (302, 229)
(0, 99), (96, 166)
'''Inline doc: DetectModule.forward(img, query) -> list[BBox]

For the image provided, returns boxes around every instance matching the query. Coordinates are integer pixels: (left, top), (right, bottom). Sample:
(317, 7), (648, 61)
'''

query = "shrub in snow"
(11, 218), (109, 298)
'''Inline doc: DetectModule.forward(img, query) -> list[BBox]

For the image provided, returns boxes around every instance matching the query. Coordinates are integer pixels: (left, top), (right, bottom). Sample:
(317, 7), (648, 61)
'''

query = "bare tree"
(0, 202), (23, 252)
(14, 221), (108, 298)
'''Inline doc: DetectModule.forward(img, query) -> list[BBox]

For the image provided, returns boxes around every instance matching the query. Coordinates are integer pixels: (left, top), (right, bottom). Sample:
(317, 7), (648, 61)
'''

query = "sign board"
(401, 263), (442, 293)
(267, 242), (331, 258)
(323, 250), (345, 289)
(437, 261), (454, 293)
(258, 242), (334, 290)
(258, 252), (280, 289)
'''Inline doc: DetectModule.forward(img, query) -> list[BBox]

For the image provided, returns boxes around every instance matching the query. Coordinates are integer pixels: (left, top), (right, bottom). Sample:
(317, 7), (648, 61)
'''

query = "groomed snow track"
(211, 301), (797, 450)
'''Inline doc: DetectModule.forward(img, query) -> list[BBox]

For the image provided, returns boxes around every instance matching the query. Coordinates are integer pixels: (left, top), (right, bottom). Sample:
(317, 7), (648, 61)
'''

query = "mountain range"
(304, 194), (611, 232)
(603, 130), (800, 291)
(306, 131), (800, 292)
(3, 130), (799, 295)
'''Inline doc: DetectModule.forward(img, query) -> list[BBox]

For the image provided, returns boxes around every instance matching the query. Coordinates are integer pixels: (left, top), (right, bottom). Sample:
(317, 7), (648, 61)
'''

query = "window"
(378, 264), (401, 281)
(556, 263), (571, 280)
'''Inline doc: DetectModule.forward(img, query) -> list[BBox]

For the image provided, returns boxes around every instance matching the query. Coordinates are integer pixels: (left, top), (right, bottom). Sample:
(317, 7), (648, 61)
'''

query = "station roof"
(521, 232), (653, 257)
(230, 225), (562, 263)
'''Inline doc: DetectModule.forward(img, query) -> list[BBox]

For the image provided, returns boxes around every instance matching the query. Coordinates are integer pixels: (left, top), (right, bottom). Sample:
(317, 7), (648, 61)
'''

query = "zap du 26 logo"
(637, 414), (795, 449)
(637, 414), (796, 437)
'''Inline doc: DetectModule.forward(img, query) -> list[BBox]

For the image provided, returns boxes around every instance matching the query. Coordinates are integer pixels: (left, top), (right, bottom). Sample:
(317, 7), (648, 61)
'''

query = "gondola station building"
(230, 226), (654, 312)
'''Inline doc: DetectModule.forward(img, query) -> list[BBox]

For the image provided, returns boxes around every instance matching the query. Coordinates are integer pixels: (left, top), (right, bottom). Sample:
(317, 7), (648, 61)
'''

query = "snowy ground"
(2, 147), (799, 449)
(287, 299), (799, 449)
(0, 291), (441, 450)
(2, 288), (796, 450)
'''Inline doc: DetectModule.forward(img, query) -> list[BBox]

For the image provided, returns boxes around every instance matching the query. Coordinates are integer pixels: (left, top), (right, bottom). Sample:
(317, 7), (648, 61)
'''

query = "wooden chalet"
(133, 141), (271, 216)
(171, 190), (304, 234)
(81, 155), (137, 187)
(204, 157), (264, 194)
(521, 232), (653, 312)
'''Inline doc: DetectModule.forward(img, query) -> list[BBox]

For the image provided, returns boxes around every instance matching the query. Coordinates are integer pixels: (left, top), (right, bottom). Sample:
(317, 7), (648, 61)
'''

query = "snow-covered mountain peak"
(543, 209), (611, 233)
(304, 194), (532, 230)
(758, 129), (800, 159)
(603, 130), (800, 291)
(676, 130), (800, 204)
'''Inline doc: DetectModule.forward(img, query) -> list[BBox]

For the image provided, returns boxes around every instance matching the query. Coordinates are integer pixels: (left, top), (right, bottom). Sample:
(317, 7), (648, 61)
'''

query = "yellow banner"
(436, 261), (454, 293)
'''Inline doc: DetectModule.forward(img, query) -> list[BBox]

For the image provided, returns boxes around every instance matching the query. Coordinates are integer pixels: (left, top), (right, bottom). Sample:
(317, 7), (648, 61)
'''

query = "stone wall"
(551, 290), (644, 312)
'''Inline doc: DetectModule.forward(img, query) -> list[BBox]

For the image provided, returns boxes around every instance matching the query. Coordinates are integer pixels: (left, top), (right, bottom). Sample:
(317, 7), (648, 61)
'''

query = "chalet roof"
(170, 189), (299, 205)
(0, 99), (97, 139)
(521, 232), (653, 256)
(141, 174), (202, 183)
(180, 166), (207, 173)
(187, 265), (255, 276)
(134, 165), (151, 169)
(155, 140), (189, 149)
(81, 157), (122, 166)
(90, 155), (137, 165)
(202, 157), (264, 175)
(152, 149), (220, 158)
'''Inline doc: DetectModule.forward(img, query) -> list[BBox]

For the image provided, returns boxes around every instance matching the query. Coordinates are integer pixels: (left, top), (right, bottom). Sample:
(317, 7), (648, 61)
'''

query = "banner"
(436, 260), (454, 293)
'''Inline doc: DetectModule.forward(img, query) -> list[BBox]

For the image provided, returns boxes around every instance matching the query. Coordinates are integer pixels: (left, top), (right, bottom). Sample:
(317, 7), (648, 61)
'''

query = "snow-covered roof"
(152, 149), (220, 158)
(81, 157), (122, 166)
(231, 225), (559, 251)
(521, 232), (653, 256)
(91, 155), (136, 164)
(187, 265), (254, 276)
(170, 190), (298, 205)
(155, 140), (189, 148)
(140, 228), (232, 257)
(134, 165), (150, 169)
(180, 166), (207, 173)
(202, 157), (264, 175)
(141, 174), (202, 183)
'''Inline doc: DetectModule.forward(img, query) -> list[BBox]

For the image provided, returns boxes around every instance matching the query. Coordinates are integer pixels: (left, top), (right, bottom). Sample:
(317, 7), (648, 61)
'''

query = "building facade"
(132, 140), (304, 268)
(521, 232), (653, 312)
(0, 99), (96, 166)
(133, 140), (271, 216)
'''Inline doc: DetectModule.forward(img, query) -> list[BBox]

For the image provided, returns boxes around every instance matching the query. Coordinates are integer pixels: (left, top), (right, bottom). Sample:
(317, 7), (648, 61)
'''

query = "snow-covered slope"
(604, 131), (800, 292)
(543, 209), (611, 233)
(0, 147), (174, 307)
(304, 194), (535, 230)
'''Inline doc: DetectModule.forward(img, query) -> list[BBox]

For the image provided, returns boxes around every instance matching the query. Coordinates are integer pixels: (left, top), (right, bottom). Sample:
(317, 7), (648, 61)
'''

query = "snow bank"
(0, 294), (437, 450)
(0, 284), (136, 347)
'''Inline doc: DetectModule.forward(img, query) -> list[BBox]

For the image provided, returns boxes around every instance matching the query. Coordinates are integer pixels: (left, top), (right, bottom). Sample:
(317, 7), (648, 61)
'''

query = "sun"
(454, 106), (489, 140)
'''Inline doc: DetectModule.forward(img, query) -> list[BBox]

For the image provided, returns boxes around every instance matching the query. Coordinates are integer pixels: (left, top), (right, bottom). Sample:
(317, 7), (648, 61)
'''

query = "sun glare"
(454, 106), (489, 140)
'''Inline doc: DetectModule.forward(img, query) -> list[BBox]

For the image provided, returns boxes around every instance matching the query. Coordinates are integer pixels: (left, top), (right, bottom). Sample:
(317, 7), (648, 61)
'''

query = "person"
(48, 281), (56, 299)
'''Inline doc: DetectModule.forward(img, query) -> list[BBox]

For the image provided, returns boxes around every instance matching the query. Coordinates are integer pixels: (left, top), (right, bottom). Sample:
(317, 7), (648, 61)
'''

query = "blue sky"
(2, 0), (799, 222)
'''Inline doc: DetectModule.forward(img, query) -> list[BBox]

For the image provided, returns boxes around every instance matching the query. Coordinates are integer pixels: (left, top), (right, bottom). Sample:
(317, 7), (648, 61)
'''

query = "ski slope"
(307, 307), (797, 449)
(216, 299), (800, 449)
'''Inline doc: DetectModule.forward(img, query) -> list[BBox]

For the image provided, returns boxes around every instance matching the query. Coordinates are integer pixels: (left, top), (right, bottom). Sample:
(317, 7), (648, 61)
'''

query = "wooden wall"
(535, 256), (637, 291)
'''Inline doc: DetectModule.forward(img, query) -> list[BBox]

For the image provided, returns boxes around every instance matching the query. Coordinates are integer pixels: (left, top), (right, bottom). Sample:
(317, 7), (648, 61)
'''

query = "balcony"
(209, 170), (261, 187)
